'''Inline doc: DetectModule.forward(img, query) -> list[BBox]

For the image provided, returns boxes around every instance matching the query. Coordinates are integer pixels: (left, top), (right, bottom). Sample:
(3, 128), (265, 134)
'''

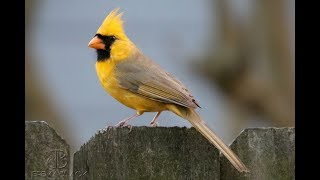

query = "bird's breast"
(96, 60), (115, 89)
(95, 60), (167, 113)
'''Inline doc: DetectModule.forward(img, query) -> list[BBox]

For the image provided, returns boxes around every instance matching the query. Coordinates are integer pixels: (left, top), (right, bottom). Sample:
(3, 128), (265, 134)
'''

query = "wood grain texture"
(25, 121), (70, 180)
(73, 127), (220, 180)
(220, 127), (295, 180)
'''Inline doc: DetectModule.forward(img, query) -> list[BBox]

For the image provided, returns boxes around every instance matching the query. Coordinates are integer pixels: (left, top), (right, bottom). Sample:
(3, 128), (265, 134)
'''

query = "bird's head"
(88, 8), (133, 61)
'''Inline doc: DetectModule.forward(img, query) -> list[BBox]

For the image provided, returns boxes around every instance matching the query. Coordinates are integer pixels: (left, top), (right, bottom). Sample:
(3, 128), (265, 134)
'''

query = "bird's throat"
(96, 49), (111, 61)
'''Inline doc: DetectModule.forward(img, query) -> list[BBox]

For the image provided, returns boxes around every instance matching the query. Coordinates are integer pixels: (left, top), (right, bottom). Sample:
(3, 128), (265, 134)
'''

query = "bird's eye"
(111, 36), (116, 40)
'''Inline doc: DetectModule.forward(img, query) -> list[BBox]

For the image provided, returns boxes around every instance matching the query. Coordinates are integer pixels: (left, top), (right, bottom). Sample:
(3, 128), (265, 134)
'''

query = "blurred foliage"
(25, 0), (76, 151)
(195, 0), (294, 130)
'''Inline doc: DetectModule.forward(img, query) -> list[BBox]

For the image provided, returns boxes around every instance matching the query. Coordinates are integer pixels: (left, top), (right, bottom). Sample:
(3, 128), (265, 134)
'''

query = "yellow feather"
(91, 8), (249, 173)
(97, 8), (128, 40)
(110, 40), (136, 62)
(96, 60), (167, 114)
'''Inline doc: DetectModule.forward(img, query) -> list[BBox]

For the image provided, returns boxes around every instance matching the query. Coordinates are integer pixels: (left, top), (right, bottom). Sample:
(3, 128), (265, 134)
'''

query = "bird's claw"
(116, 121), (133, 132)
(127, 124), (133, 133)
(106, 125), (114, 130)
(101, 125), (114, 132)
(150, 122), (159, 127)
(116, 122), (124, 127)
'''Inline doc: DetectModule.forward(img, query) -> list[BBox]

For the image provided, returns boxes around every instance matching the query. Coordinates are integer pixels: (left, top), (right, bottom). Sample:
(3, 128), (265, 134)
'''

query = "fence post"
(25, 121), (70, 180)
(25, 121), (295, 179)
(73, 127), (221, 180)
(220, 127), (295, 179)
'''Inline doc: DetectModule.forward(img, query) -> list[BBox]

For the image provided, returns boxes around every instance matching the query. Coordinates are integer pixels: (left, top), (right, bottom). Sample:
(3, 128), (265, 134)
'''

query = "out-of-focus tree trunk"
(25, 0), (76, 151)
(196, 0), (294, 134)
(254, 0), (294, 122)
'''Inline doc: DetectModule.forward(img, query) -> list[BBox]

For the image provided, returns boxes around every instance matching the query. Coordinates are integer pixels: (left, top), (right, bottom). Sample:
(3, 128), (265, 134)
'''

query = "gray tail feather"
(169, 105), (249, 173)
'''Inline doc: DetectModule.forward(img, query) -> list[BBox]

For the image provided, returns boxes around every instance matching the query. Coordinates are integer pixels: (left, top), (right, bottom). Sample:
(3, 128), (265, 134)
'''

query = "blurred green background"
(26, 0), (294, 153)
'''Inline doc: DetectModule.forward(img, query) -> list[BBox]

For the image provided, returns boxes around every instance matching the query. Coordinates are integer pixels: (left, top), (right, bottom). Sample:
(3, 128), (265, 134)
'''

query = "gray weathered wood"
(220, 127), (295, 180)
(25, 121), (295, 179)
(25, 121), (70, 180)
(73, 127), (220, 180)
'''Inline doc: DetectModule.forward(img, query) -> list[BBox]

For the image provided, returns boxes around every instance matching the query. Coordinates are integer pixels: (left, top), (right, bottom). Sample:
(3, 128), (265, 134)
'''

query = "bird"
(88, 8), (249, 173)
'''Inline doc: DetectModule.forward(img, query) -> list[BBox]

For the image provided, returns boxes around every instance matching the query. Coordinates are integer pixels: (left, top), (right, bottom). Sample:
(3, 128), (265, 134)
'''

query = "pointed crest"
(97, 8), (127, 39)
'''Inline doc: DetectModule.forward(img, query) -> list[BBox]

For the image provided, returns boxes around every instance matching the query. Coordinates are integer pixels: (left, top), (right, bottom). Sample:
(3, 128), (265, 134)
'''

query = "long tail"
(168, 105), (249, 173)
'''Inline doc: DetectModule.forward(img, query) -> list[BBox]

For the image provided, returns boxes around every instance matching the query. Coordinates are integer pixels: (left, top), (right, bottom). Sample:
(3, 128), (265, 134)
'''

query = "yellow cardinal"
(88, 8), (249, 173)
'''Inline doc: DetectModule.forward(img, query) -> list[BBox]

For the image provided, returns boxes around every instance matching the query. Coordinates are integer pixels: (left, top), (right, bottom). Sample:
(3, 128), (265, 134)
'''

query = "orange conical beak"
(88, 36), (105, 50)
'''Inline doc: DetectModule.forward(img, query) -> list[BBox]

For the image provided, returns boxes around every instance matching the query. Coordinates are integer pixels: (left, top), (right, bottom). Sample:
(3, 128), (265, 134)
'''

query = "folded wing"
(115, 52), (200, 109)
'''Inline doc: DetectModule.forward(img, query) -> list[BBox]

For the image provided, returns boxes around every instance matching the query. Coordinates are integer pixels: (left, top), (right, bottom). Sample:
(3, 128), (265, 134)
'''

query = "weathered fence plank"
(73, 127), (221, 180)
(25, 121), (70, 180)
(25, 121), (295, 179)
(220, 127), (295, 180)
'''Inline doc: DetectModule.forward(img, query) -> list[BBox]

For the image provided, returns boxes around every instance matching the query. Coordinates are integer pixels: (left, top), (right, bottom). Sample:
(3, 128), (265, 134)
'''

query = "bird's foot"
(116, 121), (128, 127)
(150, 122), (159, 127)
(116, 121), (133, 132)
(105, 125), (115, 130)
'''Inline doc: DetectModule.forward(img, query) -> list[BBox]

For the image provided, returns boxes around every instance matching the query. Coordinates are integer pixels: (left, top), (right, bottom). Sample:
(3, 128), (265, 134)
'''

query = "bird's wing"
(115, 52), (200, 109)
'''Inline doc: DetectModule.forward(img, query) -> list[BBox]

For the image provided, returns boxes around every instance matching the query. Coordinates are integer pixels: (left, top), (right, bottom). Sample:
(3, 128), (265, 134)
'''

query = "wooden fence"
(25, 121), (295, 180)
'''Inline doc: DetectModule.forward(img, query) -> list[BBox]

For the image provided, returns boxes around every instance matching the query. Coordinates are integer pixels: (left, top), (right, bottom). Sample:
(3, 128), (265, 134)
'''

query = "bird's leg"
(115, 113), (140, 130)
(150, 112), (162, 127)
